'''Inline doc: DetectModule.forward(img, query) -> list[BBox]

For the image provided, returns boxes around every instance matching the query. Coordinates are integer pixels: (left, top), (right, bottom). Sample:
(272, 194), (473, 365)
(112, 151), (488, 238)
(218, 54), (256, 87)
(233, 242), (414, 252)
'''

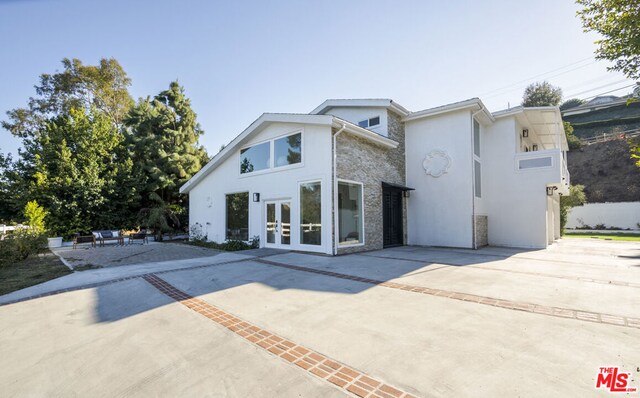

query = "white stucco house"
(180, 98), (569, 255)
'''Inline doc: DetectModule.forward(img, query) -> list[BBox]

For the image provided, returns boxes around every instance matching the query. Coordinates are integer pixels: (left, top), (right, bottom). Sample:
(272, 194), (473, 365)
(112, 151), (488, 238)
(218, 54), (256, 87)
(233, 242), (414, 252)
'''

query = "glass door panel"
(266, 202), (276, 244)
(280, 202), (290, 245)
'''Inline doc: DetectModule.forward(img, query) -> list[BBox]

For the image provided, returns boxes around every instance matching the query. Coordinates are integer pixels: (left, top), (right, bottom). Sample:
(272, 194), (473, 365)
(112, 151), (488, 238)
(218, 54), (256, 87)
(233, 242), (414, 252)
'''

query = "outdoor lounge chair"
(94, 230), (124, 247)
(128, 232), (148, 245)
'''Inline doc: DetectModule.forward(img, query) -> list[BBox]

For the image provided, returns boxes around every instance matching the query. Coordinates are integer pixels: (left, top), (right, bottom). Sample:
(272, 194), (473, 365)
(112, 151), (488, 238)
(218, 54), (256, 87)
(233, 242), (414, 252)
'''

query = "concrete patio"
(1, 239), (639, 397)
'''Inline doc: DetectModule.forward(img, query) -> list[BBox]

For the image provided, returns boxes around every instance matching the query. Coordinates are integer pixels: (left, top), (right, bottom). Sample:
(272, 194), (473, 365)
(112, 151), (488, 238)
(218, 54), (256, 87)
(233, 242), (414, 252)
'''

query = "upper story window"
(240, 132), (302, 174)
(274, 133), (302, 167)
(473, 119), (480, 157)
(240, 142), (270, 174)
(358, 116), (380, 129)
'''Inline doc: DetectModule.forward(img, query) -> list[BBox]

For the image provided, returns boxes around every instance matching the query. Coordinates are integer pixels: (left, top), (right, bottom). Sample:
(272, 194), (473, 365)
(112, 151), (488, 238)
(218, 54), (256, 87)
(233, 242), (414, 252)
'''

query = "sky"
(0, 0), (635, 157)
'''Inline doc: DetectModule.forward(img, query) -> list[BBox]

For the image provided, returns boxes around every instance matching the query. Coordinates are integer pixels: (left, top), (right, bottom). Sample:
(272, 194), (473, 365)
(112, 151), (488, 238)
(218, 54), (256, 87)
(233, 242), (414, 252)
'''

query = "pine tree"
(126, 81), (208, 209)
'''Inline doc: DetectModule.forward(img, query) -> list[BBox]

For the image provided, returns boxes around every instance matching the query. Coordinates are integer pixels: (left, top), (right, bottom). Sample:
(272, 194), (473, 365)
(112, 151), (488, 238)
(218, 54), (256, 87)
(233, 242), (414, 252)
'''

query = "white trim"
(335, 179), (365, 248)
(224, 191), (250, 242)
(404, 98), (495, 123)
(297, 179), (325, 251)
(238, 129), (305, 178)
(514, 150), (557, 173)
(263, 199), (292, 249)
(311, 99), (410, 117)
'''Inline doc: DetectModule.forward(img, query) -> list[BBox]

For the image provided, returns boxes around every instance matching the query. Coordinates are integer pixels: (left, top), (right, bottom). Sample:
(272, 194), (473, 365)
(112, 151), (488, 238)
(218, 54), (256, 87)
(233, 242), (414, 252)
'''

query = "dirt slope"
(567, 139), (640, 202)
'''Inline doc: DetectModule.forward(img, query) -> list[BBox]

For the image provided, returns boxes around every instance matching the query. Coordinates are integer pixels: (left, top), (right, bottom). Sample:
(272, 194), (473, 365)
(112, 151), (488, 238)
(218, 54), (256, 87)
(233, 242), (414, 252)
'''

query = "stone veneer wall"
(474, 215), (488, 248)
(335, 112), (406, 254)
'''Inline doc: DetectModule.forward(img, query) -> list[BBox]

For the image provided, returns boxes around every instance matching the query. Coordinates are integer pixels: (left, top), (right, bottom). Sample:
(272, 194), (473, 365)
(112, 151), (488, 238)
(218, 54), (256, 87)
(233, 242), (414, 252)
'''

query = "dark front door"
(383, 187), (403, 248)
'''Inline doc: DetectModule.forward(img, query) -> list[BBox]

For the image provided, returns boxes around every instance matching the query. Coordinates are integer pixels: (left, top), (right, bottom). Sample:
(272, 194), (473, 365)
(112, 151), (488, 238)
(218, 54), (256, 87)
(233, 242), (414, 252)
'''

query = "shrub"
(560, 185), (587, 234)
(0, 228), (48, 267)
(185, 235), (260, 252)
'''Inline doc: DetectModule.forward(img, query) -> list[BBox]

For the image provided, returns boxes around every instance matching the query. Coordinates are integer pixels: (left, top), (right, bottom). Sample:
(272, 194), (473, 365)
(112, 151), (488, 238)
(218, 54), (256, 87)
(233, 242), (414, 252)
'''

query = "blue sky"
(0, 0), (635, 157)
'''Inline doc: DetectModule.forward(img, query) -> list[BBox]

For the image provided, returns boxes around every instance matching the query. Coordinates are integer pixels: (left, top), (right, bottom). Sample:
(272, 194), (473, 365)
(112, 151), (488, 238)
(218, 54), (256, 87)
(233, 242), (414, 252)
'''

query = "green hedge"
(0, 230), (48, 267)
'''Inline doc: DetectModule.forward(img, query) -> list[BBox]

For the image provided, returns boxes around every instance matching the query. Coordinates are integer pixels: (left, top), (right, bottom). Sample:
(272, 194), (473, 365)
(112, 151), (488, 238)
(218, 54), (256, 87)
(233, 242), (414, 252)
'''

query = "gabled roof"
(402, 98), (495, 124)
(180, 113), (398, 194)
(311, 98), (411, 117)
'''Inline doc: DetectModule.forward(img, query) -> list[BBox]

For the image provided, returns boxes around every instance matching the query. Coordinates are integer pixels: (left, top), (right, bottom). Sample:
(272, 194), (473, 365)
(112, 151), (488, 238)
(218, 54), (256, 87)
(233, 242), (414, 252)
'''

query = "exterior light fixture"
(403, 190), (411, 198)
(546, 186), (557, 196)
(532, 144), (538, 151)
(522, 129), (529, 138)
(253, 193), (260, 202)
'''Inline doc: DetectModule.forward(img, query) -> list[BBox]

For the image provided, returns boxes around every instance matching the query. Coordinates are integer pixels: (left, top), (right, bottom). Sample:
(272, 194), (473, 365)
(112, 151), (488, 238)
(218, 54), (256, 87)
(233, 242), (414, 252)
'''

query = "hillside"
(567, 139), (640, 202)
(563, 101), (640, 139)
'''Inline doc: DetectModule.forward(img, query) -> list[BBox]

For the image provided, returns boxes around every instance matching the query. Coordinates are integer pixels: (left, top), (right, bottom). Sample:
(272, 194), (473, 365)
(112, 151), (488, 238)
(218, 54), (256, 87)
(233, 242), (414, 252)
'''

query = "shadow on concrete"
(92, 246), (512, 323)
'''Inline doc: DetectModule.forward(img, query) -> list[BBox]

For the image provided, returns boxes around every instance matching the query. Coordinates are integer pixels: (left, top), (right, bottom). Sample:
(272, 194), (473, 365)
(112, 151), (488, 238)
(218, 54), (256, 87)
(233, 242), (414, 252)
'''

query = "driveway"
(1, 239), (639, 397)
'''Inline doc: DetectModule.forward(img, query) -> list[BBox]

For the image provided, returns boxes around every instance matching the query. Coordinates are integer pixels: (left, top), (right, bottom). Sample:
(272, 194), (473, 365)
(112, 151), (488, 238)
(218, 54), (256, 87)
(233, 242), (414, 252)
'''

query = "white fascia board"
(403, 98), (495, 123)
(310, 99), (411, 117)
(179, 113), (333, 194)
(332, 117), (399, 149)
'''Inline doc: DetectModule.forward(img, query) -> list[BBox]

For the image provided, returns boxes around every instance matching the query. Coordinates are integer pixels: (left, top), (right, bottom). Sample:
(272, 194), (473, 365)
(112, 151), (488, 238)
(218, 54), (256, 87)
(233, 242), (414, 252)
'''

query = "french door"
(265, 200), (291, 248)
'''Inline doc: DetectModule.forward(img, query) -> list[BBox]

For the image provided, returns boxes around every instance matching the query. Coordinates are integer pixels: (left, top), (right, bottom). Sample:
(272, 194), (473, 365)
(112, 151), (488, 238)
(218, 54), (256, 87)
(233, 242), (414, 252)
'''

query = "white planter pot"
(48, 237), (63, 248)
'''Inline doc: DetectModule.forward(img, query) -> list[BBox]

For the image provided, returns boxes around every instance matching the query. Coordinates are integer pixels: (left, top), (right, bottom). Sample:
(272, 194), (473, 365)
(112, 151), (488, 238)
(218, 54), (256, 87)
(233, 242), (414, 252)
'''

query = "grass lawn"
(0, 251), (72, 296)
(563, 232), (640, 242)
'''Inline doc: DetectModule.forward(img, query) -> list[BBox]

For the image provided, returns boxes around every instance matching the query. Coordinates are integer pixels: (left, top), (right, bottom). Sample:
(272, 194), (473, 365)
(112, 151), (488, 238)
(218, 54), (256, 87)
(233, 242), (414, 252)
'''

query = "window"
(473, 119), (480, 157)
(474, 160), (482, 198)
(300, 181), (321, 245)
(519, 157), (552, 169)
(226, 192), (249, 240)
(240, 142), (270, 174)
(240, 132), (302, 174)
(338, 182), (363, 245)
(357, 116), (381, 128)
(274, 133), (301, 167)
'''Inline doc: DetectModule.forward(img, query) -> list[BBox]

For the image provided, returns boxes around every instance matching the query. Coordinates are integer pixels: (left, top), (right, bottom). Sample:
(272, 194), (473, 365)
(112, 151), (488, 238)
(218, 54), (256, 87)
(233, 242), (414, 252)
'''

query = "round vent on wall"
(422, 150), (451, 177)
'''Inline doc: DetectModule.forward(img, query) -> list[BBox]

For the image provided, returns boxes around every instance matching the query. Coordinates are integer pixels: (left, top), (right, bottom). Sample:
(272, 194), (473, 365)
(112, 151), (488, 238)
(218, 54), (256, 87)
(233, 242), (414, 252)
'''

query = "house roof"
(179, 113), (398, 194)
(494, 106), (569, 151)
(561, 96), (630, 116)
(311, 98), (411, 117)
(402, 98), (495, 124)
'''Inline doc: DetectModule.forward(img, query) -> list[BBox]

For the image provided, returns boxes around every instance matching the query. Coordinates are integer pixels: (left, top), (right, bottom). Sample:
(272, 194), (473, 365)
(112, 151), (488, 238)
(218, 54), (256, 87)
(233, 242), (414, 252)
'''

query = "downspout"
(471, 108), (483, 249)
(332, 123), (347, 256)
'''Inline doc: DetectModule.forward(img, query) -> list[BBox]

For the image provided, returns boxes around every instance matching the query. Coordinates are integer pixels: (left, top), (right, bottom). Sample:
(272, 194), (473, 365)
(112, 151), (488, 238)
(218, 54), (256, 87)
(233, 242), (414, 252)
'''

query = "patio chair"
(128, 231), (148, 245)
(73, 234), (96, 249)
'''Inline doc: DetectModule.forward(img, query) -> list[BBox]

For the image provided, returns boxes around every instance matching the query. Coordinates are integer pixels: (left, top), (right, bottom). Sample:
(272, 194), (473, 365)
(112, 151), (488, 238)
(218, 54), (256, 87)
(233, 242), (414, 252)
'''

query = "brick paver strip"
(142, 274), (417, 398)
(0, 256), (252, 307)
(359, 253), (640, 289)
(255, 259), (640, 330)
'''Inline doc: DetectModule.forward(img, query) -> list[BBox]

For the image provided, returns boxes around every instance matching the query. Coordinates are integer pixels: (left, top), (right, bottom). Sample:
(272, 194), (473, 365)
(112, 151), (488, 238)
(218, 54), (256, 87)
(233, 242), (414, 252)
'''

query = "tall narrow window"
(474, 160), (482, 198)
(300, 181), (321, 245)
(226, 192), (249, 240)
(338, 182), (363, 245)
(473, 119), (480, 157)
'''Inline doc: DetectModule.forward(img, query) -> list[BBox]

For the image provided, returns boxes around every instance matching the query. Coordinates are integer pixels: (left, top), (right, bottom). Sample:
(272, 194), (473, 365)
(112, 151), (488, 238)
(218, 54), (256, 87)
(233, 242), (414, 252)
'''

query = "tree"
(560, 98), (585, 111)
(560, 184), (587, 233)
(137, 192), (181, 241)
(18, 106), (134, 237)
(3, 58), (133, 139)
(125, 81), (208, 210)
(2, 59), (137, 229)
(0, 150), (15, 223)
(577, 0), (640, 80)
(522, 81), (563, 107)
(563, 121), (582, 150)
(24, 200), (47, 233)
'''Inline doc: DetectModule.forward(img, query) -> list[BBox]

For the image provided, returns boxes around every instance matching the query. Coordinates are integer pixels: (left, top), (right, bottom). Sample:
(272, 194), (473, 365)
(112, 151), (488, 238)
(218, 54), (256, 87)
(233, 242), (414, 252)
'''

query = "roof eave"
(403, 98), (494, 123)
